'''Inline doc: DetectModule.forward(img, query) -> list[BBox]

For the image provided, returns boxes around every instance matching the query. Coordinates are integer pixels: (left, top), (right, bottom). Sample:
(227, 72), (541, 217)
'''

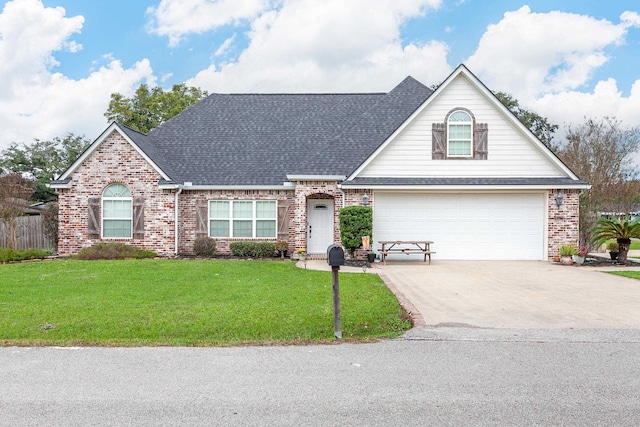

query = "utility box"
(326, 244), (345, 267)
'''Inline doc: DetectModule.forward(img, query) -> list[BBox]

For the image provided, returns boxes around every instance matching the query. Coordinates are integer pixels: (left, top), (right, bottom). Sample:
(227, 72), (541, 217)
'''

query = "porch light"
(555, 191), (564, 208)
(362, 193), (369, 206)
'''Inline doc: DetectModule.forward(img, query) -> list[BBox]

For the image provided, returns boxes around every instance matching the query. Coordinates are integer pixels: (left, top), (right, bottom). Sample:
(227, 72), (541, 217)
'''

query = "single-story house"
(50, 64), (589, 261)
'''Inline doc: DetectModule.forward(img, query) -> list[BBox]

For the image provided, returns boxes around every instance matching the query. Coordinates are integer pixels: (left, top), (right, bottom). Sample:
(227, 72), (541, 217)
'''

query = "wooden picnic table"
(378, 241), (435, 265)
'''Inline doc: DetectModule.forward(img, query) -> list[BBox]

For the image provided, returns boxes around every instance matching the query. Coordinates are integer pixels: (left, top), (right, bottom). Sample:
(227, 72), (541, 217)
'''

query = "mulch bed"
(344, 259), (373, 268)
(570, 256), (639, 267)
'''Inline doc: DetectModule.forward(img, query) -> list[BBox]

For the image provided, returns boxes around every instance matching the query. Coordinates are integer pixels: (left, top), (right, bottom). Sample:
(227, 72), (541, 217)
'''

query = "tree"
(0, 174), (34, 249)
(589, 216), (640, 262)
(556, 117), (640, 247)
(0, 134), (91, 202)
(494, 92), (559, 150)
(104, 83), (208, 133)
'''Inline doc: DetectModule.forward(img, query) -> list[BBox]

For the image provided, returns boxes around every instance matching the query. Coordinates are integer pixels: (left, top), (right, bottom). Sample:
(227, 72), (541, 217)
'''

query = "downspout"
(174, 187), (183, 256)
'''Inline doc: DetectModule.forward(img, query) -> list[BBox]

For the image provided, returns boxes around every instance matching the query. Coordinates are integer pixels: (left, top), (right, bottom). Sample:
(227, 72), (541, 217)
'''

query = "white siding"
(360, 74), (566, 178)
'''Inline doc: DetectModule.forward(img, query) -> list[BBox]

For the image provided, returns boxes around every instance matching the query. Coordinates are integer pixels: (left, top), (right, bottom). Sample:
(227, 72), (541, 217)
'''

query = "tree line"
(1, 83), (639, 250)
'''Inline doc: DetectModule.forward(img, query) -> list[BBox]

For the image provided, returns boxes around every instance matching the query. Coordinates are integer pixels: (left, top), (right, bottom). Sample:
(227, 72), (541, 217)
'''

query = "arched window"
(432, 109), (488, 160)
(447, 110), (473, 157)
(102, 183), (132, 238)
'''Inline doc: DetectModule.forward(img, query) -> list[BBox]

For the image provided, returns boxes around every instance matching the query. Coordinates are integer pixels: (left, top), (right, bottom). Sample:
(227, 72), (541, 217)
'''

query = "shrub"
(607, 242), (619, 252)
(76, 242), (156, 260)
(559, 244), (578, 257)
(193, 236), (217, 257)
(339, 206), (372, 254)
(0, 247), (49, 263)
(590, 216), (640, 262)
(230, 241), (276, 258)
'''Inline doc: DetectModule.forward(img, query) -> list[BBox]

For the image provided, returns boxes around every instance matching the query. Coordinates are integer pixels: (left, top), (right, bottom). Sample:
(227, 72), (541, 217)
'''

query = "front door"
(307, 200), (334, 254)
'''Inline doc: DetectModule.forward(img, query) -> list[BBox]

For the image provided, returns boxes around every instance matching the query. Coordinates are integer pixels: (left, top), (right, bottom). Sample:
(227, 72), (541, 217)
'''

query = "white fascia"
(172, 184), (295, 191)
(338, 183), (591, 191)
(47, 182), (72, 189)
(286, 175), (346, 182)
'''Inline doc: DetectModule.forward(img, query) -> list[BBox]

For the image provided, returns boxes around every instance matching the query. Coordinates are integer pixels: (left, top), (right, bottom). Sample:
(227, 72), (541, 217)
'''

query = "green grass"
(609, 271), (640, 280)
(604, 239), (640, 250)
(0, 259), (410, 347)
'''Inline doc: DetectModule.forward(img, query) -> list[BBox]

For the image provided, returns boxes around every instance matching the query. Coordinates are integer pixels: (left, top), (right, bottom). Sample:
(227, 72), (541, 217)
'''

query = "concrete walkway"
(302, 259), (640, 330)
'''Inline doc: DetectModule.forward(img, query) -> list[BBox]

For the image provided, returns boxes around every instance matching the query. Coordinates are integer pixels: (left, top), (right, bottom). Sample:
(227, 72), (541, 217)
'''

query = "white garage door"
(374, 192), (545, 260)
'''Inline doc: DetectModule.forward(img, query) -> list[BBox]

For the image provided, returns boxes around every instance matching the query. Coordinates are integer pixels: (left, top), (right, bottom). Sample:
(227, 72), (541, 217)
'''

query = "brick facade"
(56, 130), (579, 261)
(57, 131), (176, 257)
(177, 189), (294, 255)
(547, 189), (580, 260)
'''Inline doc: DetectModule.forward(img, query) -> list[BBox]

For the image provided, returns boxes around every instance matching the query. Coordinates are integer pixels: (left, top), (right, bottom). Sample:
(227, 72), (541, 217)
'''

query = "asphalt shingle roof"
(122, 76), (433, 186)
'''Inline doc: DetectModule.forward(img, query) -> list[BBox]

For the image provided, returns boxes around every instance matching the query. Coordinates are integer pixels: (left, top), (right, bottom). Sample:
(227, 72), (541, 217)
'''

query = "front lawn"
(0, 259), (410, 346)
(609, 271), (640, 281)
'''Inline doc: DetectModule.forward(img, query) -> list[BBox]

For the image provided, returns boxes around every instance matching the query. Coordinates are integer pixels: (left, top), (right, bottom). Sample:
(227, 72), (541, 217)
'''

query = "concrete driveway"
(376, 260), (640, 329)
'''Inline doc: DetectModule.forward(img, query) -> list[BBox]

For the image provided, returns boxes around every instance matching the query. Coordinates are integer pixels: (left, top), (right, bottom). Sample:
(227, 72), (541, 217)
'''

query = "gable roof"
(136, 76), (433, 186)
(346, 64), (585, 184)
(50, 122), (171, 188)
(52, 65), (588, 190)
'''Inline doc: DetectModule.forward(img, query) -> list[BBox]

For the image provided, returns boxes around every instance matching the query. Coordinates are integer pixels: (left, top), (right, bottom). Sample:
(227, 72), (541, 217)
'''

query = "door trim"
(306, 199), (335, 254)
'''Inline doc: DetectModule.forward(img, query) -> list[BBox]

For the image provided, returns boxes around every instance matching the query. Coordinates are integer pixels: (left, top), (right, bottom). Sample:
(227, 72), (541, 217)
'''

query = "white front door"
(307, 200), (334, 254)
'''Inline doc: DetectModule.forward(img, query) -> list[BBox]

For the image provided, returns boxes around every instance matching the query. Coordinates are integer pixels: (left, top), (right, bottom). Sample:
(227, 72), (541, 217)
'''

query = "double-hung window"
(102, 183), (132, 238)
(209, 200), (277, 238)
(447, 110), (473, 157)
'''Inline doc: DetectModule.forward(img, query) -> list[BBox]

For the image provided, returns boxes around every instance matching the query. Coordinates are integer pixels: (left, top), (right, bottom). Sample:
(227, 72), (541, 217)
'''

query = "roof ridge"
(204, 91), (387, 97)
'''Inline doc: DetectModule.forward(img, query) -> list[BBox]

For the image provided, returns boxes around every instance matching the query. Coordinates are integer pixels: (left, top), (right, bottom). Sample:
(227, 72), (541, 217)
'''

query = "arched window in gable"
(432, 108), (488, 160)
(447, 110), (473, 157)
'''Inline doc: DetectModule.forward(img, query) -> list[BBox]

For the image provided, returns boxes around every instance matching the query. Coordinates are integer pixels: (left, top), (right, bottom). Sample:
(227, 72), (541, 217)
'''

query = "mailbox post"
(327, 244), (345, 339)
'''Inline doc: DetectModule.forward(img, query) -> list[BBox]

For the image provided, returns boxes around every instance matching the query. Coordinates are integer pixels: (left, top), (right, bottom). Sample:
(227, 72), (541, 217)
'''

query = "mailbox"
(326, 244), (345, 266)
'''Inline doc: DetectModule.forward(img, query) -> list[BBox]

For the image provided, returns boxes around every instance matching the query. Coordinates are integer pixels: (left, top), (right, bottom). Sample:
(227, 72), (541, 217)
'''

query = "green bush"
(193, 236), (217, 257)
(0, 248), (50, 263)
(76, 242), (157, 260)
(339, 206), (373, 254)
(229, 241), (276, 258)
(558, 244), (578, 256)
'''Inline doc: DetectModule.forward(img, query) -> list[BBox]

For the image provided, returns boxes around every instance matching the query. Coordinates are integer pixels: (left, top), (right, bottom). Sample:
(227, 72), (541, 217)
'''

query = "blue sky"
(1, 0), (639, 150)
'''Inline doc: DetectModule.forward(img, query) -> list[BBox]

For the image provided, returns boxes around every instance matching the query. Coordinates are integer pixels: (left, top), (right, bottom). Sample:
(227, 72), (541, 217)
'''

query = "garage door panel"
(374, 193), (545, 260)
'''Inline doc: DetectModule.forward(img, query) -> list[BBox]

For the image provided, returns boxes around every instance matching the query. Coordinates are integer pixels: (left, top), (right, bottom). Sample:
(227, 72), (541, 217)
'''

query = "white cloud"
(532, 78), (640, 131)
(0, 0), (154, 150)
(186, 0), (448, 92)
(465, 5), (640, 144)
(467, 6), (630, 100)
(147, 0), (271, 47)
(621, 10), (640, 28)
(214, 35), (236, 57)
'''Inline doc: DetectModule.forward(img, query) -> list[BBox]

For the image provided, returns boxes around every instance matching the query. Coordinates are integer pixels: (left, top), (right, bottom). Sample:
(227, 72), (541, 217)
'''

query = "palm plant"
(590, 216), (640, 262)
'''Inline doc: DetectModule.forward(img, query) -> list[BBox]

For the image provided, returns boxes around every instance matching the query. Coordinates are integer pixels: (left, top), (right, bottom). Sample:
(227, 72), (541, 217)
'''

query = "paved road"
(2, 329), (640, 426)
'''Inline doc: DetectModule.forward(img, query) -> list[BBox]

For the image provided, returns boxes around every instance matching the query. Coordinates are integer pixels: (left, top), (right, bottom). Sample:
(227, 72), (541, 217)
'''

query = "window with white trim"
(447, 110), (473, 157)
(209, 200), (277, 238)
(102, 183), (132, 238)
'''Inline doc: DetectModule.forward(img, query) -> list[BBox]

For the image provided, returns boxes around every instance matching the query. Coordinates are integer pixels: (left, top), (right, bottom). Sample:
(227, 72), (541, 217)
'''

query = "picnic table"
(378, 241), (435, 265)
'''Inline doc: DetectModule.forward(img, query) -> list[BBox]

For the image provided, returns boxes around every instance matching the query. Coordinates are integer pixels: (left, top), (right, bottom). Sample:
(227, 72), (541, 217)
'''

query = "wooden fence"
(0, 216), (55, 250)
